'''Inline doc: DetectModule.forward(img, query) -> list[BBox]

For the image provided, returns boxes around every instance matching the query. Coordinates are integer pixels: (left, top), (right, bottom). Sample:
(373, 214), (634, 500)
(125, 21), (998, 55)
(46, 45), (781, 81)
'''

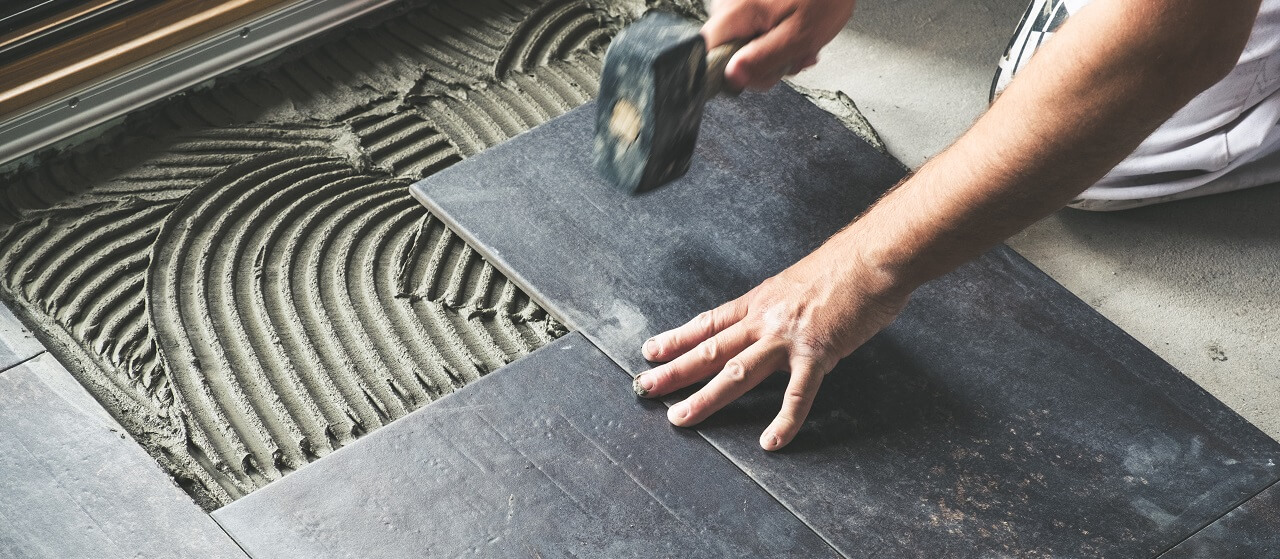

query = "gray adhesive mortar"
(0, 0), (886, 510)
(0, 0), (708, 510)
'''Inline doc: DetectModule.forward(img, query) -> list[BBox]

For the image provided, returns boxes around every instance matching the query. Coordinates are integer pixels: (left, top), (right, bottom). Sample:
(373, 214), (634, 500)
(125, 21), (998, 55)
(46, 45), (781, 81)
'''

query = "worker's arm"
(634, 0), (1261, 450)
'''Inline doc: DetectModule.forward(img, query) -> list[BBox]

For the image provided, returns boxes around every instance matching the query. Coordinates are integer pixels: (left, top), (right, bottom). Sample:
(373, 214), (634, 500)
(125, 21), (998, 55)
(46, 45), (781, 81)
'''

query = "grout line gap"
(577, 334), (852, 558)
(0, 350), (48, 376)
(1154, 477), (1280, 557)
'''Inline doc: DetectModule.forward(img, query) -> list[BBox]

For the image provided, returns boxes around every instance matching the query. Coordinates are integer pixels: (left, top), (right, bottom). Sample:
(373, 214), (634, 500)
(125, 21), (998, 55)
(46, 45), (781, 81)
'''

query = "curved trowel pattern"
(0, 0), (694, 508)
(147, 149), (555, 501)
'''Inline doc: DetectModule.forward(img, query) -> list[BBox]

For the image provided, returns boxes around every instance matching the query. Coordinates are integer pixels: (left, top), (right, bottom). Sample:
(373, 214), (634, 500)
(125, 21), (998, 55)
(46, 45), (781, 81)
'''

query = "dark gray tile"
(413, 88), (904, 374)
(1161, 481), (1280, 558)
(0, 300), (45, 372)
(212, 332), (837, 559)
(410, 87), (1280, 556)
(0, 354), (248, 559)
(694, 250), (1280, 556)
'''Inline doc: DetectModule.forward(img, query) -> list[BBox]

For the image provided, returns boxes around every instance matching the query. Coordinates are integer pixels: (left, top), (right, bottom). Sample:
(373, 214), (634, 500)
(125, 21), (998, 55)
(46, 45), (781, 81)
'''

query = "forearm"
(640, 0), (1263, 450)
(837, 0), (1259, 292)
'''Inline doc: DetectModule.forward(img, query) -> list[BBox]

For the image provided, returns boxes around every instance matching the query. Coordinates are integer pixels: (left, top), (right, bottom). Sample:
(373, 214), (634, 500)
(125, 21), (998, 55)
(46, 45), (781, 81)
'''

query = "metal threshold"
(0, 0), (400, 167)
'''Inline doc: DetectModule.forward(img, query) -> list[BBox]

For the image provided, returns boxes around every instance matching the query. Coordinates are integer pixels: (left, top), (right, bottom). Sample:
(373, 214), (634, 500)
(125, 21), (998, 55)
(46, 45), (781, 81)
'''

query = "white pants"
(994, 0), (1280, 211)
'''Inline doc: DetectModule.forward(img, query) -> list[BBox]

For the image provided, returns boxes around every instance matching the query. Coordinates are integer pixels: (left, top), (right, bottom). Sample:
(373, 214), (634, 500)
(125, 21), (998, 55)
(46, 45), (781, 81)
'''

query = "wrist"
(823, 217), (923, 303)
(838, 157), (982, 292)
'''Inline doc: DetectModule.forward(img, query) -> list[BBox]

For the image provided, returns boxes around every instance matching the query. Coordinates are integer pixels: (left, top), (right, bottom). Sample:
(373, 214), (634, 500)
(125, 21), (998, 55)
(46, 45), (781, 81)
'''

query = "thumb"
(725, 15), (810, 90)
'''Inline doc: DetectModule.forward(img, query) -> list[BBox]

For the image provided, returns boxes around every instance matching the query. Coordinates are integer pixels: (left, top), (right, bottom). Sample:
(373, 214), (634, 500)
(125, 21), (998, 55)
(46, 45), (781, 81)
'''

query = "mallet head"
(594, 12), (740, 194)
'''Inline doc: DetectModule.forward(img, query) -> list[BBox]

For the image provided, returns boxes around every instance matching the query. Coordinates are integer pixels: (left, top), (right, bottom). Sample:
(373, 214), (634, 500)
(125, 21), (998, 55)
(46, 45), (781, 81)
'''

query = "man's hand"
(702, 0), (857, 91)
(638, 0), (1258, 452)
(634, 234), (909, 451)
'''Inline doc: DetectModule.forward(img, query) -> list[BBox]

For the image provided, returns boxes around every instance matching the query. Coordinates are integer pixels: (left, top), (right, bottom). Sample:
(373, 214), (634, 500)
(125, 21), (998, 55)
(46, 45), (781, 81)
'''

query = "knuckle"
(697, 311), (716, 331)
(792, 355), (831, 379)
(794, 335), (833, 359)
(784, 386), (812, 406)
(723, 361), (748, 383)
(684, 392), (707, 415)
(650, 364), (672, 384)
(661, 334), (685, 353)
(755, 329), (783, 346)
(658, 362), (686, 384)
(699, 337), (720, 362)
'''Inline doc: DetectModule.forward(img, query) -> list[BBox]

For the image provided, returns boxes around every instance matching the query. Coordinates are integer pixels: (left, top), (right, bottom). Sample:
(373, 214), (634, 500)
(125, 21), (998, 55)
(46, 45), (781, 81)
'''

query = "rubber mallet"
(594, 12), (743, 193)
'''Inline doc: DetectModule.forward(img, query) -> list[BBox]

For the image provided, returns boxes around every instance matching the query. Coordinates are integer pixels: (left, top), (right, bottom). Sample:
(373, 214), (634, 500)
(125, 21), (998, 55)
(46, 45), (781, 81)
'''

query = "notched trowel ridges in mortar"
(493, 0), (615, 76)
(413, 55), (604, 156)
(0, 0), (687, 509)
(351, 112), (464, 177)
(147, 148), (541, 497)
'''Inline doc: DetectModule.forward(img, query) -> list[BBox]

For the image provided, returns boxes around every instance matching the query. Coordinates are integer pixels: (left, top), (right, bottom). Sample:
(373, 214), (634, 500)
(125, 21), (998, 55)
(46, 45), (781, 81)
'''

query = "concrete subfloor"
(788, 0), (1280, 439)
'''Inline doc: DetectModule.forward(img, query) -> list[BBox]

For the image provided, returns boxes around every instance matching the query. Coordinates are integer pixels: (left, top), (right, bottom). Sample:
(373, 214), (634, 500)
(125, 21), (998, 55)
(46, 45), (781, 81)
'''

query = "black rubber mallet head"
(594, 12), (742, 194)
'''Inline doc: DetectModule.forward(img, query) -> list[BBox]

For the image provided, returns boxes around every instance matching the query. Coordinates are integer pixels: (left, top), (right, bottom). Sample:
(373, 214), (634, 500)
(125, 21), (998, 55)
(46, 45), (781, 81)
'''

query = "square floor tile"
(0, 354), (247, 559)
(411, 87), (1280, 556)
(213, 333), (837, 558)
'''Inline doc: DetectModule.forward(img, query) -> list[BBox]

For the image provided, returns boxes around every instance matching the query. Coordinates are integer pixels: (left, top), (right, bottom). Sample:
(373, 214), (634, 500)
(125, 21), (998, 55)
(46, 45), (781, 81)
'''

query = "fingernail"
(761, 431), (781, 451)
(642, 338), (659, 357)
(632, 374), (652, 397)
(668, 402), (689, 424)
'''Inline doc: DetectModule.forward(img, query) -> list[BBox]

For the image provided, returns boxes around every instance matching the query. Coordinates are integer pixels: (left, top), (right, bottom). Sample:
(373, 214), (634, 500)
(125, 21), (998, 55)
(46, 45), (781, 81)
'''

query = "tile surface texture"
(213, 332), (838, 558)
(0, 354), (248, 559)
(418, 88), (906, 374)
(1161, 480), (1280, 558)
(412, 86), (1280, 556)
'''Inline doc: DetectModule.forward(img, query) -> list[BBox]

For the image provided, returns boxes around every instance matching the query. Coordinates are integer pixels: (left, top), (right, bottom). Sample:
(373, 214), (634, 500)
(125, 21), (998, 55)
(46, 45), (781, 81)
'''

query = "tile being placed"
(0, 353), (247, 559)
(213, 332), (838, 559)
(0, 299), (45, 371)
(413, 88), (905, 374)
(410, 86), (1280, 556)
(1161, 480), (1280, 558)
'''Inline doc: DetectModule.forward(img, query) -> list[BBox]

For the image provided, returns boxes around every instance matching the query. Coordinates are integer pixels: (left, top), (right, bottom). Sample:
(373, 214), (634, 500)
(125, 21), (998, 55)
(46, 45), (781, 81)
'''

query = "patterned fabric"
(990, 0), (1280, 210)
(991, 0), (1070, 102)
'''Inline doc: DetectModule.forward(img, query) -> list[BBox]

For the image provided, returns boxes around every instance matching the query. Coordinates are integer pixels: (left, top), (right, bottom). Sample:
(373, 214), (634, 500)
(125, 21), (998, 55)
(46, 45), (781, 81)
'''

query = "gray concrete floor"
(789, 0), (1280, 439)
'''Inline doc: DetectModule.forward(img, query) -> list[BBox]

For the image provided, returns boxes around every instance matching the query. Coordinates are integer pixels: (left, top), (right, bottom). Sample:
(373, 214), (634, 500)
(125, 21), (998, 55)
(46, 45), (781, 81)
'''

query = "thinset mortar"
(0, 0), (703, 510)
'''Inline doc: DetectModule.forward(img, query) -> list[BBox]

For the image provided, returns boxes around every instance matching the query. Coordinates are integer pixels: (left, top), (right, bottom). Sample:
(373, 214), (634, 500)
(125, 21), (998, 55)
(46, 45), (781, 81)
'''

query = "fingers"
(667, 338), (787, 427)
(642, 299), (746, 362)
(796, 53), (819, 73)
(634, 321), (753, 398)
(759, 358), (827, 451)
(725, 15), (813, 90)
(701, 2), (773, 48)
